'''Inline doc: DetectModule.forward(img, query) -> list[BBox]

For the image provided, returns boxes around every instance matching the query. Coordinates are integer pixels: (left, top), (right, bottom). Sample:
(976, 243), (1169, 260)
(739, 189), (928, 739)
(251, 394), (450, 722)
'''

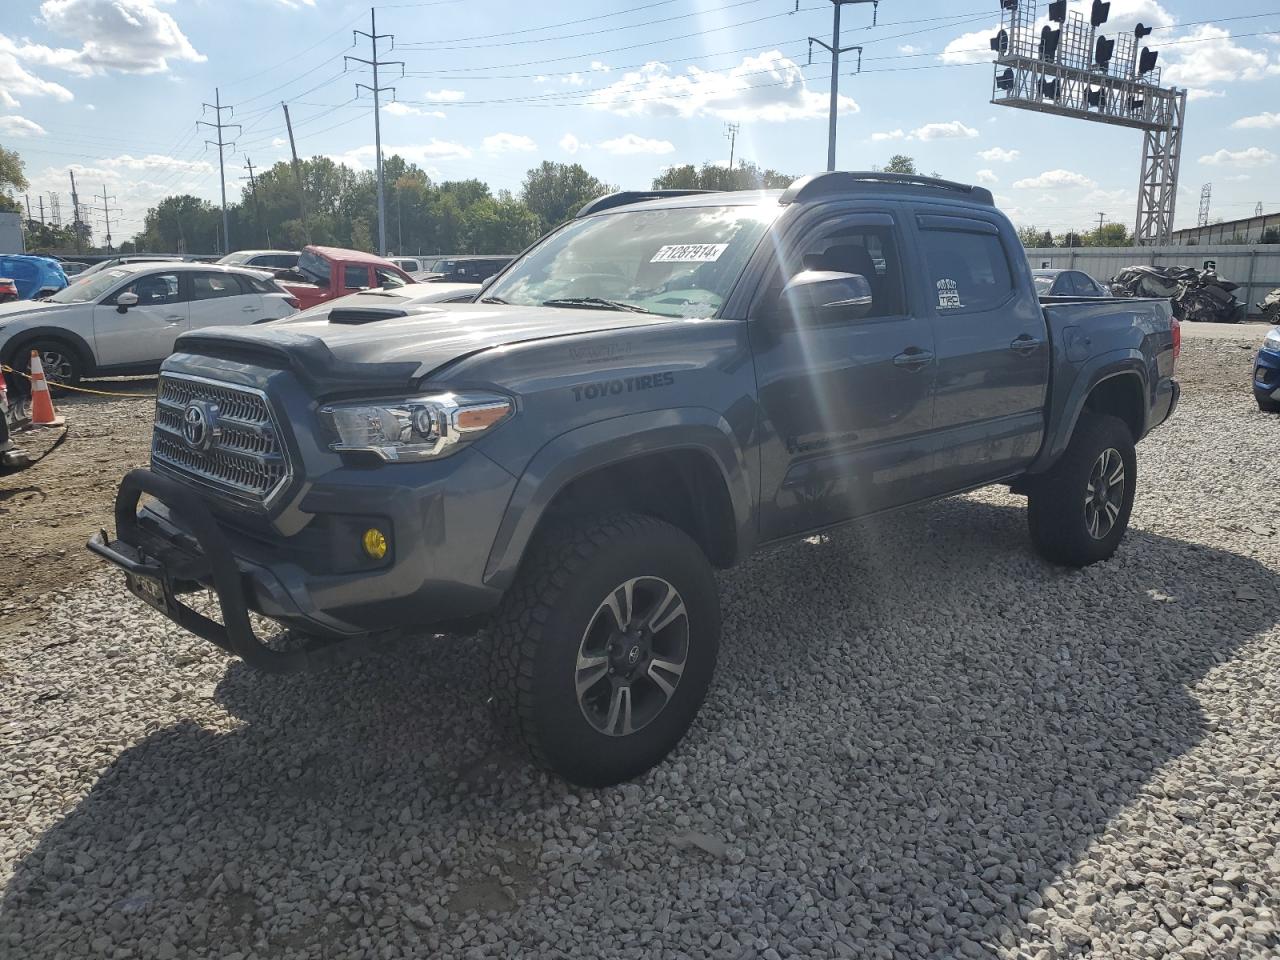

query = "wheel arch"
(1030, 351), (1148, 474)
(3, 325), (97, 378)
(483, 409), (754, 591)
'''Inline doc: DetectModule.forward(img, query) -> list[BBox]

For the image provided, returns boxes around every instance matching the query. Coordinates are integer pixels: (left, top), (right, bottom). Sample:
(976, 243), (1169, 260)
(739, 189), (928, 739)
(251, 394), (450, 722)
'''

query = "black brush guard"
(88, 469), (354, 673)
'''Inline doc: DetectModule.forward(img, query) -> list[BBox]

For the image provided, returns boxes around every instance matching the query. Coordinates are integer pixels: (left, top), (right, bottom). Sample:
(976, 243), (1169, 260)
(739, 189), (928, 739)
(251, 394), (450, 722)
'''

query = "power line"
(198, 88), (241, 254)
(346, 8), (403, 256)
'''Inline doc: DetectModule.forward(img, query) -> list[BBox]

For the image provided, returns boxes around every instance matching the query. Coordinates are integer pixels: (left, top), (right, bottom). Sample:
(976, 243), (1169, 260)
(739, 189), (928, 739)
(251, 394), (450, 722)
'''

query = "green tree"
(1082, 223), (1132, 247)
(1016, 224), (1044, 247)
(883, 154), (917, 175)
(0, 144), (27, 213)
(652, 160), (793, 191)
(521, 161), (614, 232)
(462, 192), (542, 253)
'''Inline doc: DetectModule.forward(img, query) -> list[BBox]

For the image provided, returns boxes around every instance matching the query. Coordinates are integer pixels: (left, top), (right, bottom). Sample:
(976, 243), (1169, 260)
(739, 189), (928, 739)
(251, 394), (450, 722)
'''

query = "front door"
(92, 270), (189, 368)
(914, 213), (1049, 493)
(751, 209), (937, 540)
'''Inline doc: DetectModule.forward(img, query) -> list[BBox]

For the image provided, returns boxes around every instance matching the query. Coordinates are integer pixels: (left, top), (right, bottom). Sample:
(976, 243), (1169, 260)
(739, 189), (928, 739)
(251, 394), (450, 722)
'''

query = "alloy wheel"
(1084, 447), (1125, 540)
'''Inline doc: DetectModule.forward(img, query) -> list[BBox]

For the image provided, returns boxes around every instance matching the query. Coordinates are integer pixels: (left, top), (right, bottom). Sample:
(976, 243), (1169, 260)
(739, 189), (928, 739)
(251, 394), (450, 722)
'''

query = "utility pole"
(807, 0), (874, 171)
(199, 87), (240, 255)
(69, 170), (83, 254)
(1257, 202), (1265, 217)
(347, 8), (403, 256)
(23, 194), (31, 223)
(724, 122), (740, 171)
(95, 184), (119, 253)
(1095, 212), (1107, 244)
(37, 195), (44, 226)
(282, 103), (312, 244)
(241, 156), (269, 247)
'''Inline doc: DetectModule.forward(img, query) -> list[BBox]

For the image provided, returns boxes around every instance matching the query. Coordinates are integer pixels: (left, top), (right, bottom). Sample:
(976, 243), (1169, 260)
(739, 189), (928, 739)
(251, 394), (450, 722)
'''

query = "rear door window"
(344, 265), (370, 290)
(918, 221), (1014, 314)
(190, 272), (246, 300)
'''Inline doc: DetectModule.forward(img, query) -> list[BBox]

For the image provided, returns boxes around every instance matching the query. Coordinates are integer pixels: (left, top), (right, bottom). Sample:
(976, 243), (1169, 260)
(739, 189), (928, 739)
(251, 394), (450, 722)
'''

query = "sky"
(1, 0), (1278, 247)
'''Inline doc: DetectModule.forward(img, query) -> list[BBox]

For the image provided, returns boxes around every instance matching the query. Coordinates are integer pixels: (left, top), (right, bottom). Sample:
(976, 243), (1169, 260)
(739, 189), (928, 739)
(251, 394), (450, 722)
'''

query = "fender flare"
(482, 407), (754, 589)
(2, 325), (97, 376)
(1031, 348), (1148, 472)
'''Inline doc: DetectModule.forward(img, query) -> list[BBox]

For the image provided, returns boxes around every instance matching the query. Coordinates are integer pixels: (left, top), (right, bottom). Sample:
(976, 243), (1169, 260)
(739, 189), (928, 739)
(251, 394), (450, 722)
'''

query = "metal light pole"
(808, 0), (875, 171)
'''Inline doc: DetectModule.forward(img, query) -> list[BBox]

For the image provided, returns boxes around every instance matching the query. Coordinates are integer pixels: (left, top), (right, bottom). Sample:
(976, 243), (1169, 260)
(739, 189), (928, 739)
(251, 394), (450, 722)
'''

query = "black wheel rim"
(33, 349), (73, 384)
(575, 576), (689, 737)
(1085, 447), (1125, 540)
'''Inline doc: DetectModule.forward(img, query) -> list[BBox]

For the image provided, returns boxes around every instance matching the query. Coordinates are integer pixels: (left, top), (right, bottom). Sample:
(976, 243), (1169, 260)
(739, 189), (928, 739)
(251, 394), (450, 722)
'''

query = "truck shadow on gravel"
(3, 496), (1278, 958)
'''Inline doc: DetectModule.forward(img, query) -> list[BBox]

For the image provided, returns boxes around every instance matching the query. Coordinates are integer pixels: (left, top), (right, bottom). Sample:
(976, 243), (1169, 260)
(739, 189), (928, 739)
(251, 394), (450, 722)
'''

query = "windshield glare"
(1033, 275), (1054, 293)
(47, 268), (131, 303)
(484, 203), (779, 318)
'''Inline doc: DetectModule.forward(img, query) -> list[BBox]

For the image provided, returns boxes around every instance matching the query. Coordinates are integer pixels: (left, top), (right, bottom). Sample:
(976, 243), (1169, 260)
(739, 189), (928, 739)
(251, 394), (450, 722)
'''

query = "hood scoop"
(328, 307), (409, 325)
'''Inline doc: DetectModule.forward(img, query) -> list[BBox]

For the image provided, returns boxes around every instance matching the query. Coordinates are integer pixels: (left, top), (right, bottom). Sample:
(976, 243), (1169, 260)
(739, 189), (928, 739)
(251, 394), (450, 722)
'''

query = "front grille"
(151, 374), (291, 507)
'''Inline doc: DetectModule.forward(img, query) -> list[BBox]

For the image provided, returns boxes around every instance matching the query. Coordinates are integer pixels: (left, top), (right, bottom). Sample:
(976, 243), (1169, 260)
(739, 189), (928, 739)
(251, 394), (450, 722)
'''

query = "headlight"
(1264, 328), (1280, 352)
(319, 391), (513, 462)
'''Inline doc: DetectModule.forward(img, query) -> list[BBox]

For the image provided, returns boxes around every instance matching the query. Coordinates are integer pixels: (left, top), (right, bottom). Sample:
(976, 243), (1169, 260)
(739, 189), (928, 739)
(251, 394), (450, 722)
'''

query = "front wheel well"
(5, 331), (95, 377)
(1081, 373), (1145, 442)
(534, 450), (739, 569)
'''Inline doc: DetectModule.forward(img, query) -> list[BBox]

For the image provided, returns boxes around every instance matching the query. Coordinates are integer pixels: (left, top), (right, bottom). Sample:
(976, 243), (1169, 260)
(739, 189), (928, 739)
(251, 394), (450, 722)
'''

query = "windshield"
(298, 250), (331, 285)
(484, 203), (779, 318)
(218, 252), (251, 265)
(1032, 275), (1055, 294)
(47, 268), (131, 303)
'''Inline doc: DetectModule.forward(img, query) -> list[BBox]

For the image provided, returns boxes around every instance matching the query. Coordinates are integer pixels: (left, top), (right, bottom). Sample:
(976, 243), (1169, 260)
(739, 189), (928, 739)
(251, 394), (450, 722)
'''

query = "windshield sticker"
(936, 278), (963, 309)
(650, 243), (728, 264)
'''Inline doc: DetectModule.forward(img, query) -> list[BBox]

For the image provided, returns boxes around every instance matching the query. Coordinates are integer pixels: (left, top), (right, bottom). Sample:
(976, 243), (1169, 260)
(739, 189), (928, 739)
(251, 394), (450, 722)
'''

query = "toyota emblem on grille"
(182, 401), (220, 452)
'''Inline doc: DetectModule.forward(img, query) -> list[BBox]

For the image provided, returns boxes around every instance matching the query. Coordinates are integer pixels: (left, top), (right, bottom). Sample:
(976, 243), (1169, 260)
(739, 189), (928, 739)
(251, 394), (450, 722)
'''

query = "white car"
(0, 262), (298, 386)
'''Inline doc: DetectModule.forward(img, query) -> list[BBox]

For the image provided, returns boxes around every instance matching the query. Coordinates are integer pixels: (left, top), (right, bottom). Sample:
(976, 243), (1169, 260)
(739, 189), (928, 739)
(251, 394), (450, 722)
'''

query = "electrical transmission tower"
(1257, 202), (1265, 217)
(95, 184), (121, 253)
(48, 192), (62, 227)
(347, 8), (403, 256)
(724, 122), (740, 170)
(1197, 183), (1211, 228)
(805, 0), (874, 172)
(199, 88), (240, 254)
(990, 1), (1187, 245)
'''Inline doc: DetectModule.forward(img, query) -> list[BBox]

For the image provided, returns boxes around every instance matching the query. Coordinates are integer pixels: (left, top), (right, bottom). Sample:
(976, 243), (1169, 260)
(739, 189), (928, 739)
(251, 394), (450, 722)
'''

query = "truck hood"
(174, 302), (681, 392)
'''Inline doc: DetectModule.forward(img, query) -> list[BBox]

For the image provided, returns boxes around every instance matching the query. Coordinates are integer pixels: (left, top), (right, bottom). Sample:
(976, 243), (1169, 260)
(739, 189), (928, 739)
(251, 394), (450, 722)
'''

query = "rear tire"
(1027, 413), (1136, 567)
(489, 513), (720, 786)
(1258, 396), (1280, 414)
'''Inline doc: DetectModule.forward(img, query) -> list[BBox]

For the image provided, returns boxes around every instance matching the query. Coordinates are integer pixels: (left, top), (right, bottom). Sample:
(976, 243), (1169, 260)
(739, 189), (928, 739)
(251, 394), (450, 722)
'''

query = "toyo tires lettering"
(571, 372), (675, 402)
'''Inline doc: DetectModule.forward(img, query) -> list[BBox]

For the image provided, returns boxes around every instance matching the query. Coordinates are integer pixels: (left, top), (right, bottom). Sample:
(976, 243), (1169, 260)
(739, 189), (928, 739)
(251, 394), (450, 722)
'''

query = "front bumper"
(1254, 347), (1280, 402)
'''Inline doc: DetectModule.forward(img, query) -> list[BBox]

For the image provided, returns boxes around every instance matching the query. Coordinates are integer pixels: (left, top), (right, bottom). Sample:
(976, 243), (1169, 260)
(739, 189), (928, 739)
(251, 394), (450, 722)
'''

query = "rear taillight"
(285, 297), (300, 309)
(1171, 317), (1181, 364)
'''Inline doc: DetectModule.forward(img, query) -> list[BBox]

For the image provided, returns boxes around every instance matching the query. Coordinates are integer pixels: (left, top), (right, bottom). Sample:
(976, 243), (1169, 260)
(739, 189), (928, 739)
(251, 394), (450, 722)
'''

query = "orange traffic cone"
(28, 350), (65, 428)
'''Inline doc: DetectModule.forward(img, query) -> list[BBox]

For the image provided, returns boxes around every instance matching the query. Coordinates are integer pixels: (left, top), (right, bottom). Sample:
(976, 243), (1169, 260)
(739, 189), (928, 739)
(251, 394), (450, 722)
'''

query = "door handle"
(1010, 334), (1044, 354)
(165, 316), (185, 323)
(242, 305), (260, 312)
(893, 348), (934, 369)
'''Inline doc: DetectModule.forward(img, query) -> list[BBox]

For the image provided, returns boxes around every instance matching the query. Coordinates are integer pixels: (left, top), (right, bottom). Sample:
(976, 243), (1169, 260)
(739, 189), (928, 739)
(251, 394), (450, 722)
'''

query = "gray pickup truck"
(90, 172), (1179, 785)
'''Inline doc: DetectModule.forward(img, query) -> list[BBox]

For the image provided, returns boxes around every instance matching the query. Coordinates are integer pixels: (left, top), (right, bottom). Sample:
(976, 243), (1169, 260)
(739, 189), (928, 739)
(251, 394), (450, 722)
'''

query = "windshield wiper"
(479, 295), (509, 304)
(541, 296), (655, 314)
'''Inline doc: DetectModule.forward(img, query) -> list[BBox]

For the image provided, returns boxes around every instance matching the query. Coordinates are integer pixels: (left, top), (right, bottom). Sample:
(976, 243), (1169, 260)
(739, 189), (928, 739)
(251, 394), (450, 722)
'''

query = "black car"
(413, 255), (513, 284)
(1033, 268), (1109, 298)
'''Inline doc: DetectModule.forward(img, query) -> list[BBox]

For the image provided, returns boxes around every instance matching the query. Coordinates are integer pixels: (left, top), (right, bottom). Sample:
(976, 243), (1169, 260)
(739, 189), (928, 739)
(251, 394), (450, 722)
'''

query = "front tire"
(1258, 396), (1280, 414)
(489, 513), (720, 786)
(1027, 413), (1137, 567)
(11, 338), (83, 392)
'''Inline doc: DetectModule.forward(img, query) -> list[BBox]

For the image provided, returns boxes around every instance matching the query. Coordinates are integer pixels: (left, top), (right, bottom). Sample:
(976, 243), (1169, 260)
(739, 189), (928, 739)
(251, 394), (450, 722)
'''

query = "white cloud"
(559, 133), (587, 154)
(588, 50), (857, 122)
(898, 44), (921, 55)
(1162, 26), (1271, 92)
(975, 169), (998, 184)
(562, 72), (585, 86)
(590, 61), (611, 72)
(1233, 112), (1280, 130)
(1013, 169), (1097, 190)
(421, 89), (464, 102)
(939, 1), (1174, 65)
(1186, 89), (1225, 101)
(98, 153), (214, 174)
(0, 37), (75, 107)
(271, 137), (288, 148)
(1223, 174), (1252, 182)
(978, 147), (1020, 163)
(482, 132), (537, 154)
(84, 103), (94, 110)
(596, 133), (674, 155)
(0, 115), (47, 136)
(335, 140), (472, 169)
(27, 0), (205, 75)
(940, 28), (997, 65)
(385, 101), (445, 118)
(533, 75), (547, 84)
(272, 0), (316, 6)
(870, 121), (977, 142)
(1199, 147), (1276, 168)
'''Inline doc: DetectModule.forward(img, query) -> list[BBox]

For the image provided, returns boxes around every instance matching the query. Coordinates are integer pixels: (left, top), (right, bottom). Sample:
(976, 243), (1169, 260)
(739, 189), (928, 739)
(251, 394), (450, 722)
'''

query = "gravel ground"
(2, 340), (1279, 959)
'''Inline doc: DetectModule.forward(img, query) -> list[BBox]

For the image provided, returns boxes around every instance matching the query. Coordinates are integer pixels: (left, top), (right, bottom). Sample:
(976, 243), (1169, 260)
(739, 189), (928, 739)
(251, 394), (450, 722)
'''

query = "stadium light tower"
(989, 0), (1187, 244)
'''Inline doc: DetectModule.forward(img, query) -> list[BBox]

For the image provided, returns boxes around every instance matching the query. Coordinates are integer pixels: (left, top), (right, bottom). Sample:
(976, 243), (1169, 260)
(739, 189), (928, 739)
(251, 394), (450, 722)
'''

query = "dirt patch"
(1, 381), (154, 624)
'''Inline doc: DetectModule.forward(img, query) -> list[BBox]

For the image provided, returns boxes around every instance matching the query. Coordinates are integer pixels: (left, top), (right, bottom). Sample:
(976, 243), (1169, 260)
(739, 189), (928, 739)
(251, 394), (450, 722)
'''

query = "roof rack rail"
(780, 172), (994, 207)
(575, 189), (715, 218)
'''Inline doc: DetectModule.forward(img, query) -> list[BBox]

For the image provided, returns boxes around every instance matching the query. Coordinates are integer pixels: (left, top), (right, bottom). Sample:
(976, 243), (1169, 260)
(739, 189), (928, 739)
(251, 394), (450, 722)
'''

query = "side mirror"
(116, 291), (139, 313)
(778, 270), (874, 322)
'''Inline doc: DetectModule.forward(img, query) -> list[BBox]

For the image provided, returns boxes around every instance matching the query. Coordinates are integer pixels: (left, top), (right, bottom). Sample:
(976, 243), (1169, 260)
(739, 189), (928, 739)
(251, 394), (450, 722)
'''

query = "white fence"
(1023, 245), (1280, 317)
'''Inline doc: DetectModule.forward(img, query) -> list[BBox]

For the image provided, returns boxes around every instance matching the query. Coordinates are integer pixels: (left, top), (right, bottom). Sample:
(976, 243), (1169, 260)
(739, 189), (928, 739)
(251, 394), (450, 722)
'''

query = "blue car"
(0, 255), (69, 300)
(1255, 327), (1280, 412)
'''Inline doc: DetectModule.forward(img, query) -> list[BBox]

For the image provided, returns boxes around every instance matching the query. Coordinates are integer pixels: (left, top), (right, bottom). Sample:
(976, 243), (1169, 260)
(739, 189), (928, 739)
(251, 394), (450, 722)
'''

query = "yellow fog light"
(362, 527), (388, 560)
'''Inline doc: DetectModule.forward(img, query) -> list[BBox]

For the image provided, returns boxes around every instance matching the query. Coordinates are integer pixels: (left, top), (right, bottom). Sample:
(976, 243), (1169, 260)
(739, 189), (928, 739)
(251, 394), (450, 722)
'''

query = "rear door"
(914, 211), (1049, 492)
(187, 271), (263, 329)
(751, 206), (937, 539)
(92, 269), (189, 367)
(343, 264), (373, 293)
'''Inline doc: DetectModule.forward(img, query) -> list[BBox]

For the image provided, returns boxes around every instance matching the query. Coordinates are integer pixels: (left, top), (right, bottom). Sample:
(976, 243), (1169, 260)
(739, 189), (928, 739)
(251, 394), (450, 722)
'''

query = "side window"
(375, 268), (406, 289)
(190, 272), (246, 300)
(1080, 274), (1104, 296)
(762, 217), (907, 320)
(122, 272), (182, 305)
(918, 227), (1014, 313)
(344, 265), (369, 290)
